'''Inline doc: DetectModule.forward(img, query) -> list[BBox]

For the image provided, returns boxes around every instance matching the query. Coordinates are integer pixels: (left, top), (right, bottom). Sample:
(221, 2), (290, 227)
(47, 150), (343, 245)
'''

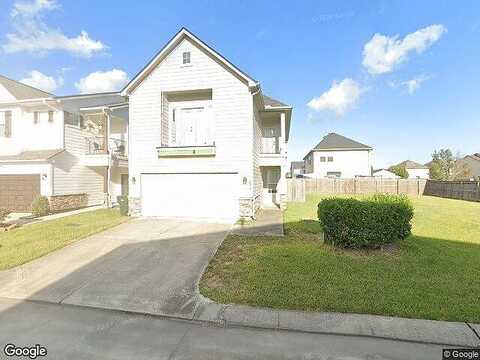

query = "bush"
(389, 165), (409, 179)
(317, 194), (414, 249)
(117, 195), (129, 216)
(31, 196), (50, 217)
(0, 208), (11, 222)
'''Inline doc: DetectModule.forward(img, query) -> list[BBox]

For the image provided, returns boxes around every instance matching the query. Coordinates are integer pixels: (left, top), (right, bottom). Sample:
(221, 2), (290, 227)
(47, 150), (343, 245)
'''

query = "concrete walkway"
(5, 205), (105, 226)
(231, 208), (284, 236)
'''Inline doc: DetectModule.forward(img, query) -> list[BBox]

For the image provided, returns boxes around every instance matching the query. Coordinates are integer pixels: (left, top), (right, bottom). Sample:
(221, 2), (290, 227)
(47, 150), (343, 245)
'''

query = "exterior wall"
(460, 156), (480, 179)
(0, 163), (52, 196)
(0, 106), (64, 156)
(252, 106), (262, 215)
(373, 169), (399, 178)
(304, 152), (314, 173)
(407, 168), (429, 179)
(128, 37), (254, 214)
(49, 194), (88, 212)
(110, 166), (128, 203)
(52, 125), (106, 206)
(307, 150), (371, 178)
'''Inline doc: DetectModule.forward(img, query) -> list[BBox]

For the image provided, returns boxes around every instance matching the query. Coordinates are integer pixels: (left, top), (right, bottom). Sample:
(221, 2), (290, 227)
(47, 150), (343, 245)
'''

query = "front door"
(262, 167), (281, 208)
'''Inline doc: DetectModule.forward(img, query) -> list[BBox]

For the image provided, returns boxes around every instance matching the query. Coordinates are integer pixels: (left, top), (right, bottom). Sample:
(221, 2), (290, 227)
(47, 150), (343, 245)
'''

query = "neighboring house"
(290, 161), (305, 177)
(121, 28), (292, 221)
(372, 169), (399, 179)
(0, 75), (128, 212)
(395, 160), (429, 179)
(456, 153), (480, 180)
(303, 133), (372, 178)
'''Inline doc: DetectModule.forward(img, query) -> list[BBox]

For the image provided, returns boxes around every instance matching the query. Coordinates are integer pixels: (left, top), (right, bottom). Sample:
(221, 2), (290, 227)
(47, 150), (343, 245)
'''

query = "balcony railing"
(86, 136), (127, 158)
(261, 137), (280, 154)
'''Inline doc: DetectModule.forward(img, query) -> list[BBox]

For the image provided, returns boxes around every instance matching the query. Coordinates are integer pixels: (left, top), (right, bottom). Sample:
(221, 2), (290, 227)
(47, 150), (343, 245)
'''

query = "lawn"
(0, 209), (128, 270)
(200, 195), (480, 322)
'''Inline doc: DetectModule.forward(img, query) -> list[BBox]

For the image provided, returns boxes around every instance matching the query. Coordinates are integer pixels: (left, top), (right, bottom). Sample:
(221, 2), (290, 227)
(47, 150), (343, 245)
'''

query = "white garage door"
(141, 173), (239, 220)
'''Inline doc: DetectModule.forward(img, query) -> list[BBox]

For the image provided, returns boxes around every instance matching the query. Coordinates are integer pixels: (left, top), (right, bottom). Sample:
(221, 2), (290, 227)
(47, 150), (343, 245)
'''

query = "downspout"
(249, 83), (262, 219)
(103, 107), (112, 208)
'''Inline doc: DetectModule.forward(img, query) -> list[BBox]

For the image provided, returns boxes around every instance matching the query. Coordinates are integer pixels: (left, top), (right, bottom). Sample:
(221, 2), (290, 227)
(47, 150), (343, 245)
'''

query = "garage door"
(0, 174), (41, 212)
(141, 173), (239, 220)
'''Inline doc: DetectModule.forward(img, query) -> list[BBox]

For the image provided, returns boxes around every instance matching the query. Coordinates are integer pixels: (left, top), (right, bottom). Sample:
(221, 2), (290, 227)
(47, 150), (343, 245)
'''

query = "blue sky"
(1, 0), (479, 167)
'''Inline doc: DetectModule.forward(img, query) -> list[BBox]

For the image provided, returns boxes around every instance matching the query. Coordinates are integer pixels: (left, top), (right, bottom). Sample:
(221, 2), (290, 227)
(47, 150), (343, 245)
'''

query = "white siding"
(52, 125), (105, 206)
(308, 150), (371, 178)
(0, 107), (63, 156)
(407, 168), (429, 179)
(129, 37), (254, 200)
(252, 107), (262, 212)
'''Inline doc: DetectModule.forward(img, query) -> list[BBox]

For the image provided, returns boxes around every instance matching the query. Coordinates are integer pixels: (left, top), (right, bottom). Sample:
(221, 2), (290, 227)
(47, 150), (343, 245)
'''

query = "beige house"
(0, 75), (128, 212)
(122, 28), (292, 221)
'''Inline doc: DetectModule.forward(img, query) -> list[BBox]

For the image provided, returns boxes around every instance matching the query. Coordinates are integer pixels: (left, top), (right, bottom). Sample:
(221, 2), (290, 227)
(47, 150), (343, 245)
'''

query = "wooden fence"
(423, 180), (480, 202)
(287, 178), (427, 202)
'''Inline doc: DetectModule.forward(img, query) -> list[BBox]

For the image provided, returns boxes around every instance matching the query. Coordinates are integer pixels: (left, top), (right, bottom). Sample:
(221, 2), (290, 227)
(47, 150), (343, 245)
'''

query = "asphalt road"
(0, 298), (445, 360)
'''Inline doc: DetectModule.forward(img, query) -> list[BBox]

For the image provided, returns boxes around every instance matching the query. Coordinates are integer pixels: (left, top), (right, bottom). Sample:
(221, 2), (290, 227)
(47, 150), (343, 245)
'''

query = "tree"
(389, 165), (409, 179)
(428, 149), (469, 180)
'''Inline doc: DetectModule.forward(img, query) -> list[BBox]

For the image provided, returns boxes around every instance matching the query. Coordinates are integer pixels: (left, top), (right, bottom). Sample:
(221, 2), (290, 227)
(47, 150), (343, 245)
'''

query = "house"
(395, 160), (429, 179)
(121, 28), (292, 221)
(303, 133), (372, 178)
(0, 75), (128, 212)
(455, 153), (480, 180)
(372, 169), (399, 178)
(290, 161), (305, 177)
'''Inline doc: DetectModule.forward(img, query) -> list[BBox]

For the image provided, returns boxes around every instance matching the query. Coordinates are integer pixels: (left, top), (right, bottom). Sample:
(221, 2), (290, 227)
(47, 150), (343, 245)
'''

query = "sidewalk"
(193, 299), (480, 347)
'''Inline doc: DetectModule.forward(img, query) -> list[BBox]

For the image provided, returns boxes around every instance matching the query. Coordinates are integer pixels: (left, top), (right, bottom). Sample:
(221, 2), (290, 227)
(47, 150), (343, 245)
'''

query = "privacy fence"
(423, 180), (480, 202)
(287, 178), (427, 202)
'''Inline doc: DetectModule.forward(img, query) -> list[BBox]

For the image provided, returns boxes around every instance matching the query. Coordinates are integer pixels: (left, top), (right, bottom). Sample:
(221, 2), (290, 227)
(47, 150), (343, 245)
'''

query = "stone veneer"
(128, 197), (142, 216)
(48, 194), (88, 212)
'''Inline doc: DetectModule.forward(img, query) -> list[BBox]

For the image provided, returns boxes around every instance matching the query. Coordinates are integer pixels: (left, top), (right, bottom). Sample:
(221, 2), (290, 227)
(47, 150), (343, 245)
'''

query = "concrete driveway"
(0, 218), (231, 319)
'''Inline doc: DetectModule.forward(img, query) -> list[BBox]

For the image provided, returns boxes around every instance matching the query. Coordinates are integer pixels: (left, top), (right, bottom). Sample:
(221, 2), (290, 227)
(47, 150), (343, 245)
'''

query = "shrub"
(117, 195), (129, 216)
(0, 208), (11, 222)
(317, 194), (414, 249)
(31, 196), (50, 217)
(389, 165), (409, 179)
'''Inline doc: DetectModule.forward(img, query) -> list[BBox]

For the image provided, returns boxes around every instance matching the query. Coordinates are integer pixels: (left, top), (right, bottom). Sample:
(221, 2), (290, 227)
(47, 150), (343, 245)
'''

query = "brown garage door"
(0, 175), (41, 212)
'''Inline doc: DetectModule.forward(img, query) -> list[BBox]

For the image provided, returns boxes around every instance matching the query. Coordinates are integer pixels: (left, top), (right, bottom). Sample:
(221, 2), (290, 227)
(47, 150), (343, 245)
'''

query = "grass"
(200, 195), (480, 323)
(0, 209), (128, 270)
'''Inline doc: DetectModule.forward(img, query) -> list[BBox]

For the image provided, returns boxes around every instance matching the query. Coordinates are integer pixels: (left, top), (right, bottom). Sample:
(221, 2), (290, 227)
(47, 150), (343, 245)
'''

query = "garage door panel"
(0, 175), (41, 212)
(141, 173), (239, 220)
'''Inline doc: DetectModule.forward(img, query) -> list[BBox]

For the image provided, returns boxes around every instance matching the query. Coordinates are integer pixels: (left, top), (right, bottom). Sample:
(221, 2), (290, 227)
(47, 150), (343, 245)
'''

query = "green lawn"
(200, 195), (480, 322)
(0, 209), (128, 270)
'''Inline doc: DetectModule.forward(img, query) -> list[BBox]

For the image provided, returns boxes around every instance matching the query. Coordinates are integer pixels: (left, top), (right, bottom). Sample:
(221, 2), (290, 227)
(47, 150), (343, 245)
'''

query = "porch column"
(280, 112), (286, 155)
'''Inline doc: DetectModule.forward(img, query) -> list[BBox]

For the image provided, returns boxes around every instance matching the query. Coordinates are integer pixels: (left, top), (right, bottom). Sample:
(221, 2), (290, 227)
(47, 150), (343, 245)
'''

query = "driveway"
(0, 218), (231, 319)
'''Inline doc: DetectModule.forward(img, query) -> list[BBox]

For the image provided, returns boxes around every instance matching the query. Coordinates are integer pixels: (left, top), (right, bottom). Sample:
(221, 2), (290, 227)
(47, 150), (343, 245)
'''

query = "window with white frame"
(327, 156), (333, 162)
(0, 111), (11, 137)
(0, 112), (5, 136)
(171, 105), (214, 146)
(182, 51), (191, 65)
(320, 156), (326, 162)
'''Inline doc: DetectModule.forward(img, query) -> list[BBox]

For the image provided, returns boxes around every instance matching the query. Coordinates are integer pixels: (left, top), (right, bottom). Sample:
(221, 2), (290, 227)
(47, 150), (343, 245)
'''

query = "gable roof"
(396, 160), (429, 169)
(0, 149), (64, 163)
(263, 95), (289, 108)
(0, 74), (53, 100)
(121, 27), (258, 95)
(312, 133), (372, 151)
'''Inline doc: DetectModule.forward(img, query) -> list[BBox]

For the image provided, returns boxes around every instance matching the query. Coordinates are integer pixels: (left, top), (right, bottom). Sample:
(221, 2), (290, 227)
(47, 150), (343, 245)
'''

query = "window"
(64, 111), (84, 127)
(173, 106), (214, 146)
(327, 156), (333, 162)
(33, 111), (39, 124)
(48, 111), (54, 122)
(182, 51), (191, 65)
(320, 156), (326, 162)
(0, 111), (11, 137)
(327, 171), (341, 178)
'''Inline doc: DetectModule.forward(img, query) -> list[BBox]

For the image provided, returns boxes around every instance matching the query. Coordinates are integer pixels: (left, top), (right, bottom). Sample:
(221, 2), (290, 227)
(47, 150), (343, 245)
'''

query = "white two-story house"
(122, 28), (292, 221)
(303, 133), (372, 178)
(0, 75), (128, 212)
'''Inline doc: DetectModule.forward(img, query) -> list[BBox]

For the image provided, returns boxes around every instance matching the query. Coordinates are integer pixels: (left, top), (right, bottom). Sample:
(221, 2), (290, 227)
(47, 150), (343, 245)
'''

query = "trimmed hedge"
(317, 194), (414, 249)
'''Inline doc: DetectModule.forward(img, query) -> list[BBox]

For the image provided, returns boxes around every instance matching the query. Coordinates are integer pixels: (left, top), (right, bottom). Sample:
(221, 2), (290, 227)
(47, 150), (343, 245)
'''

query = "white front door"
(262, 167), (281, 208)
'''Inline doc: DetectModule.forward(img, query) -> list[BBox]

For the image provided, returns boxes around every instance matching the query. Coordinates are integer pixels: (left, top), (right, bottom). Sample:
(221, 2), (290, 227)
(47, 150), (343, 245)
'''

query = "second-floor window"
(171, 106), (214, 146)
(182, 51), (191, 65)
(0, 111), (12, 138)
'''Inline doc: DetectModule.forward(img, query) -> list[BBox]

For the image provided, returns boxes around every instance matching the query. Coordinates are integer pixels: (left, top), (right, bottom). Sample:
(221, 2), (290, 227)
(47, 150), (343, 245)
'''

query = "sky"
(0, 0), (479, 168)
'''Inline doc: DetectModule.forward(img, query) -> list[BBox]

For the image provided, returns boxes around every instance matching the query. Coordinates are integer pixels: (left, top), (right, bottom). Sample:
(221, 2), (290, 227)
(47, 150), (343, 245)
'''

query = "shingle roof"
(313, 133), (372, 151)
(396, 160), (429, 169)
(262, 95), (289, 108)
(0, 149), (64, 162)
(0, 74), (53, 100)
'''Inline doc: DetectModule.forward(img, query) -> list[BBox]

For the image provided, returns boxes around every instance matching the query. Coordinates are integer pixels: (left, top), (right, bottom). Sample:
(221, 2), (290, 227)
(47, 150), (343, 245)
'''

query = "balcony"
(82, 136), (127, 167)
(110, 138), (127, 159)
(261, 137), (280, 154)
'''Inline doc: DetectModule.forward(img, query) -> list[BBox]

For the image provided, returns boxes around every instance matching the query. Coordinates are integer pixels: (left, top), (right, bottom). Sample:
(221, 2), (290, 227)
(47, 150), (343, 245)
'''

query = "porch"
(260, 165), (287, 210)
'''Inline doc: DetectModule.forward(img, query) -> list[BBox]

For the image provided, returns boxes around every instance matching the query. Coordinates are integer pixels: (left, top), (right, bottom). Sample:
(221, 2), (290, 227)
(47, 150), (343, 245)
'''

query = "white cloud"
(20, 70), (63, 93)
(362, 24), (446, 74)
(75, 69), (129, 94)
(3, 0), (107, 57)
(401, 75), (430, 94)
(307, 78), (363, 116)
